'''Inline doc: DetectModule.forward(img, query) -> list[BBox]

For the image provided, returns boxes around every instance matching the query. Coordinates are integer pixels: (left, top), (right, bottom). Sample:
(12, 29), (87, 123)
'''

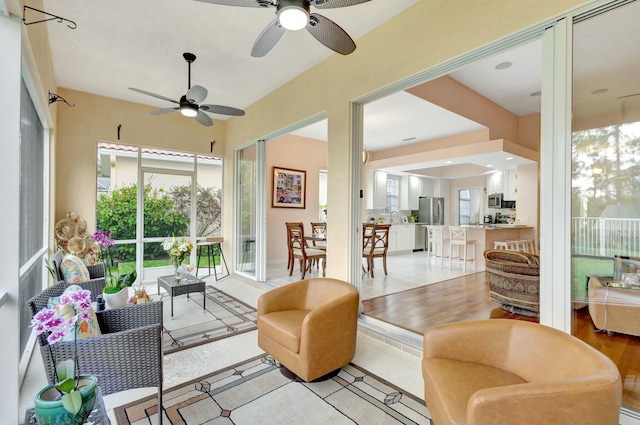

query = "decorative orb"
(55, 219), (75, 241)
(67, 236), (86, 254)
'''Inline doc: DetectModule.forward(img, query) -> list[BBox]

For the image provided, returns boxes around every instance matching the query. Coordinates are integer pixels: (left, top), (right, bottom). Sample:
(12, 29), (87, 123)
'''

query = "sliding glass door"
(569, 0), (640, 414)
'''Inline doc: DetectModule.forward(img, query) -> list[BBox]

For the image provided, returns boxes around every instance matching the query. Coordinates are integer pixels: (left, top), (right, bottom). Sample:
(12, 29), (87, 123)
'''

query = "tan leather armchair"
(257, 278), (359, 382)
(422, 319), (621, 425)
(588, 276), (640, 337)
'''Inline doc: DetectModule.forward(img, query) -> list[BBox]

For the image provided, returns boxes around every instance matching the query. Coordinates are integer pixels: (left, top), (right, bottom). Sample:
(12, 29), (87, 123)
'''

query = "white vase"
(103, 287), (128, 309)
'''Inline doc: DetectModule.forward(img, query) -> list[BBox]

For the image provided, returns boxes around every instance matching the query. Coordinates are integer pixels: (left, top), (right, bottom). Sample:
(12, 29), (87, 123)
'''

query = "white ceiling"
(41, 0), (417, 119)
(38, 0), (640, 177)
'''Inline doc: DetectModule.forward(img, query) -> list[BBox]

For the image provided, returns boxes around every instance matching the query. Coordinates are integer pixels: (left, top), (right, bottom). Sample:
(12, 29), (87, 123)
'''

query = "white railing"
(572, 217), (640, 258)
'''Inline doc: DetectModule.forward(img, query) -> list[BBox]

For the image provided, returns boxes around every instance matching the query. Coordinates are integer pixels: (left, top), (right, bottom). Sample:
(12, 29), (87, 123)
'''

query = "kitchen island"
(442, 225), (536, 271)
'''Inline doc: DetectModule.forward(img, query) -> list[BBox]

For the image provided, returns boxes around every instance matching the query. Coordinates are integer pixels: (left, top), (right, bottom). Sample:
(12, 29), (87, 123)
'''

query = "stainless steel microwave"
(488, 193), (503, 208)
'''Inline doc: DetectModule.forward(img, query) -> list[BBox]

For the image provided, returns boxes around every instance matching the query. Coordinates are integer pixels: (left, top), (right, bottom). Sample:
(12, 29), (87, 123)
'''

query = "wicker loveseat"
(27, 279), (163, 423)
(484, 249), (540, 317)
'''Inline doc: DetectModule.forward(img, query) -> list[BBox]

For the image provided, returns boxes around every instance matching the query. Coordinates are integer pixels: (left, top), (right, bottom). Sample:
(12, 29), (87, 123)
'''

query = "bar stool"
(494, 241), (509, 250)
(426, 225), (448, 267)
(449, 226), (476, 272)
(516, 239), (536, 254)
(505, 240), (521, 251)
(196, 237), (229, 280)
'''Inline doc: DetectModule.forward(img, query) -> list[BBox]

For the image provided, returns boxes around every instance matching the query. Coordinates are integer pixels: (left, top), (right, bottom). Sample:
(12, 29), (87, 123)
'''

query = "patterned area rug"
(115, 354), (431, 425)
(161, 286), (257, 354)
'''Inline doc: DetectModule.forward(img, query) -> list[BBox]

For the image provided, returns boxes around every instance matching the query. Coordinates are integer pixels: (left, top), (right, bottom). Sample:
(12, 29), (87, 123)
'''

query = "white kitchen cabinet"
(407, 176), (421, 210)
(400, 175), (423, 210)
(433, 179), (450, 199)
(486, 171), (503, 194)
(419, 178), (434, 197)
(504, 168), (517, 201)
(388, 224), (416, 253)
(365, 170), (387, 209)
(388, 225), (398, 252)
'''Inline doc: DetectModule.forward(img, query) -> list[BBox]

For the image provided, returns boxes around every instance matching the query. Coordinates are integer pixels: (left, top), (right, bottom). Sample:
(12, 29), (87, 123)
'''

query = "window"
(385, 175), (400, 214)
(96, 143), (223, 281)
(19, 78), (47, 354)
(459, 189), (470, 225)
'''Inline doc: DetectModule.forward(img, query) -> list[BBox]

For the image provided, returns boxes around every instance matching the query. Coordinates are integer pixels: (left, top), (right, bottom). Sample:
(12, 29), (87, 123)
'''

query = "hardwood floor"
(362, 272), (640, 411)
(362, 272), (536, 335)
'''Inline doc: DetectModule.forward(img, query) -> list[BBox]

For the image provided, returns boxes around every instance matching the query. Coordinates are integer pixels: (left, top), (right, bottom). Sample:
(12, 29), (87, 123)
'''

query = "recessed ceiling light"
(530, 91), (541, 97)
(505, 157), (514, 161)
(445, 160), (453, 164)
(495, 62), (512, 70)
(486, 164), (493, 168)
(592, 88), (608, 95)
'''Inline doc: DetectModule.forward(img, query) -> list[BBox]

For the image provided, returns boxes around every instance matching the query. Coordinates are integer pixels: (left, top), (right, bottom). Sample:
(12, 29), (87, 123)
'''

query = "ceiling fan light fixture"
(180, 104), (198, 117)
(277, 1), (309, 31)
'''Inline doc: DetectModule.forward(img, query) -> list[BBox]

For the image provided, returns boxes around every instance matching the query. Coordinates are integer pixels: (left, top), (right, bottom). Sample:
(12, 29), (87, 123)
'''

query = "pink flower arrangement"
(30, 287), (94, 414)
(31, 289), (93, 343)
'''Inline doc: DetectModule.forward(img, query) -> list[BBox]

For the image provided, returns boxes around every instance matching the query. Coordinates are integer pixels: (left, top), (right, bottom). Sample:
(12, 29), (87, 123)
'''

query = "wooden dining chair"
(286, 222), (326, 279)
(310, 222), (327, 250)
(362, 223), (390, 277)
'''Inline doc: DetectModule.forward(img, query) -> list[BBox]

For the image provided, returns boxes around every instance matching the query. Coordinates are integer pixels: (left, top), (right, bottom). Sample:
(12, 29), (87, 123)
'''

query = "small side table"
(157, 274), (206, 317)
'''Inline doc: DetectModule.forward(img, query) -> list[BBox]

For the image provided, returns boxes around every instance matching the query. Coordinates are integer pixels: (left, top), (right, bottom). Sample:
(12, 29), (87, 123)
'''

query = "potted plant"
(102, 267), (137, 309)
(30, 287), (98, 425)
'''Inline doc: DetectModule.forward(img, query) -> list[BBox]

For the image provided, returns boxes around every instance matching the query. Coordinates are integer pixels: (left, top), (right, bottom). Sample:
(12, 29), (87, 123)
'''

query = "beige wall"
(516, 163), (540, 239)
(266, 135), (327, 264)
(55, 89), (226, 231)
(407, 77), (520, 143)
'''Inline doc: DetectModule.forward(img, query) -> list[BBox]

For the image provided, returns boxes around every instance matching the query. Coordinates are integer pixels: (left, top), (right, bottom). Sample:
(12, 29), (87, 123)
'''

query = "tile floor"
(267, 250), (481, 300)
(19, 273), (426, 424)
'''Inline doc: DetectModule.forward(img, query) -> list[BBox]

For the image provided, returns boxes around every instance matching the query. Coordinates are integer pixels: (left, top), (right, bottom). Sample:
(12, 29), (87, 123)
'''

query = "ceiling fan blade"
(201, 104), (246, 116)
(186, 85), (208, 104)
(195, 110), (214, 126)
(193, 0), (275, 7)
(129, 87), (179, 104)
(306, 13), (356, 55)
(310, 0), (370, 9)
(149, 107), (179, 115)
(251, 18), (287, 57)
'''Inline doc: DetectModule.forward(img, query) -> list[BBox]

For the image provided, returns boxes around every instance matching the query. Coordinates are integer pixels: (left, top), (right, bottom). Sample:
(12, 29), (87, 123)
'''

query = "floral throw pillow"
(60, 254), (91, 284)
(47, 285), (102, 341)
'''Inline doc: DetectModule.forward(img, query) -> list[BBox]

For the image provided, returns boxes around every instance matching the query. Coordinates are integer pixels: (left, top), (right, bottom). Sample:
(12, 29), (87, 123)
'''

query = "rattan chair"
(51, 249), (106, 282)
(27, 279), (164, 424)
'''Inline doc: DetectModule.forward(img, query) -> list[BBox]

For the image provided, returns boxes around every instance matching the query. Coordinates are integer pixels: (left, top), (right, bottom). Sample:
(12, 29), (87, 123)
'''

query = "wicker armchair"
(51, 249), (105, 281)
(27, 279), (163, 423)
(484, 249), (540, 317)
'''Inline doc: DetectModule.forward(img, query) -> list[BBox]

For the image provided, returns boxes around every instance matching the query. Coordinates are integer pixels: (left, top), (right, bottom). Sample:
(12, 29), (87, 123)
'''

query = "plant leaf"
(56, 359), (75, 382)
(61, 391), (82, 415)
(55, 377), (76, 394)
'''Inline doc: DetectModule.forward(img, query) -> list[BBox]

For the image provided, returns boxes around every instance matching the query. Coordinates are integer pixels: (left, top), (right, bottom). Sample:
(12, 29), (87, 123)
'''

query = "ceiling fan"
(128, 52), (245, 127)
(194, 0), (371, 57)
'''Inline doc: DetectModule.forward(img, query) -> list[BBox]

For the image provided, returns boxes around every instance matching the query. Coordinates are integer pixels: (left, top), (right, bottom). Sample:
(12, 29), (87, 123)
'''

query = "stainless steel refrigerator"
(418, 196), (445, 225)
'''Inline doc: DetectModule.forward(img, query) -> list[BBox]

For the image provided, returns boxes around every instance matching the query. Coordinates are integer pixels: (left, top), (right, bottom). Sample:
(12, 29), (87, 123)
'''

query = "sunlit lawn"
(115, 257), (221, 274)
(572, 255), (614, 300)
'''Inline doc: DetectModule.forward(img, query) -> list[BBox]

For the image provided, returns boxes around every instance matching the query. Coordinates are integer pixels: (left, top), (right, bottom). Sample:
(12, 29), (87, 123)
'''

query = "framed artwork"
(272, 167), (306, 208)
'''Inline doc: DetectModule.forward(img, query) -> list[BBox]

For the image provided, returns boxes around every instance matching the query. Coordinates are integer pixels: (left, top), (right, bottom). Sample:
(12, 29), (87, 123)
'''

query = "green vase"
(34, 375), (98, 425)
